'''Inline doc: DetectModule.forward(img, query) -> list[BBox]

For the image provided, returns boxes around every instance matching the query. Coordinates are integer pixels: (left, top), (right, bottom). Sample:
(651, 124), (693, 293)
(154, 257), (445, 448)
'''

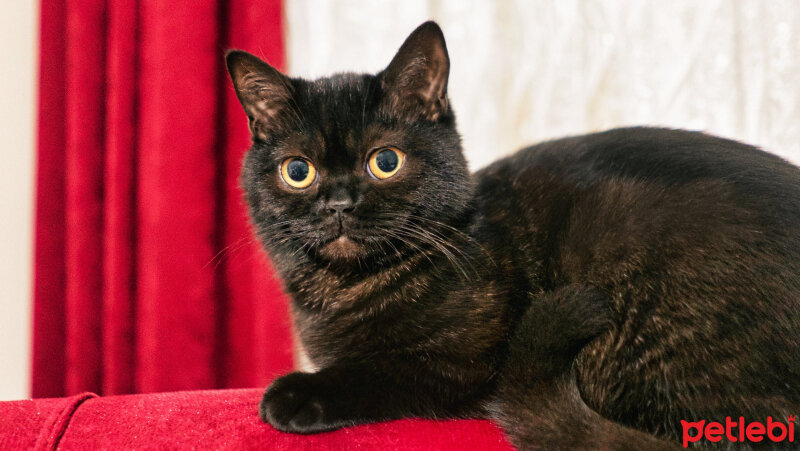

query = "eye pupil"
(287, 159), (309, 182)
(376, 150), (398, 172)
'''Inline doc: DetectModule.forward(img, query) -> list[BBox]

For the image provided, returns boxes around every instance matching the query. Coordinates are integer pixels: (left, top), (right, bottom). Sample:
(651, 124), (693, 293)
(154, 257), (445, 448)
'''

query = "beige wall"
(287, 1), (800, 169)
(0, 2), (37, 400)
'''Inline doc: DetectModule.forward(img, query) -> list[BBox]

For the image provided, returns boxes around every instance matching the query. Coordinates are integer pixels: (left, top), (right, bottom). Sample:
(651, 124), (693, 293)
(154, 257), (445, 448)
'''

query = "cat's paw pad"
(258, 372), (334, 433)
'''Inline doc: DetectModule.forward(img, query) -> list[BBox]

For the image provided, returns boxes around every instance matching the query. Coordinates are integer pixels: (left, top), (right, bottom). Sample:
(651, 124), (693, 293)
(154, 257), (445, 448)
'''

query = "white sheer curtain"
(286, 0), (800, 169)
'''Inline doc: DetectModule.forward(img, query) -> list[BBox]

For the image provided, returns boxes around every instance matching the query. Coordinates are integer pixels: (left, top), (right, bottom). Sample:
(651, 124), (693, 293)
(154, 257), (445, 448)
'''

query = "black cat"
(226, 21), (800, 449)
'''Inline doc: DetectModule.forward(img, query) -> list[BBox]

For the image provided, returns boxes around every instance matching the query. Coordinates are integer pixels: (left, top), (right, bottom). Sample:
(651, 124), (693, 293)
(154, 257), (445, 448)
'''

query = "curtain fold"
(33, 0), (292, 398)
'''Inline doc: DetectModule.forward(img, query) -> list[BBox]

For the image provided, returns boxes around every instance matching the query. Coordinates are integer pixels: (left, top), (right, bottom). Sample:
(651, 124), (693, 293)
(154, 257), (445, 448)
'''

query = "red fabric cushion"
(0, 393), (96, 449)
(0, 389), (513, 450)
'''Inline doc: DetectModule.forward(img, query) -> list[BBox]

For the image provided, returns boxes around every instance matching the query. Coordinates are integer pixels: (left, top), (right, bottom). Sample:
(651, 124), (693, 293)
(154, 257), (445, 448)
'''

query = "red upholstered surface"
(0, 389), (513, 450)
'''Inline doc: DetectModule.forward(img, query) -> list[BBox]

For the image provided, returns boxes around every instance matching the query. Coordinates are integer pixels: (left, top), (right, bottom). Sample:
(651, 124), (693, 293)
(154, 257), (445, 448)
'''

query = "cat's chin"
(318, 236), (363, 261)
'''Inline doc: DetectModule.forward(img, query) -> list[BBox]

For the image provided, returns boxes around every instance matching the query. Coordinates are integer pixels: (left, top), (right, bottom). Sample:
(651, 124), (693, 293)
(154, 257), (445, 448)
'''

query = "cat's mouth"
(318, 235), (362, 260)
(315, 215), (377, 260)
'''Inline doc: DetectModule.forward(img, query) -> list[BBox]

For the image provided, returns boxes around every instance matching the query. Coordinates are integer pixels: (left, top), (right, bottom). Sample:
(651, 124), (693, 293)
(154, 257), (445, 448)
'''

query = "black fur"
(227, 21), (800, 449)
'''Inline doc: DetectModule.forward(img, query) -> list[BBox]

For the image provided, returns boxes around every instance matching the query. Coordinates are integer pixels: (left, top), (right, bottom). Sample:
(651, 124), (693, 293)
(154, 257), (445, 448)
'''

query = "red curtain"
(33, 0), (293, 398)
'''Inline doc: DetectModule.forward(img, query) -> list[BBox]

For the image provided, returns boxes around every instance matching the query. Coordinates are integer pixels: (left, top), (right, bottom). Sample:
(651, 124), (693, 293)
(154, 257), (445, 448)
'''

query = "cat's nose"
(326, 198), (355, 216)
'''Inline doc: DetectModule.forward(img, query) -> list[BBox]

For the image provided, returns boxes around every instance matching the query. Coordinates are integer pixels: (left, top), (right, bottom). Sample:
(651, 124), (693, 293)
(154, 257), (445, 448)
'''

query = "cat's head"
(227, 21), (472, 265)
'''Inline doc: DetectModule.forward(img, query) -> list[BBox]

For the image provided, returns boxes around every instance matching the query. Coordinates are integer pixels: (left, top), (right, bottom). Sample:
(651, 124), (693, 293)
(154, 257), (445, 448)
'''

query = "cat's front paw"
(259, 371), (346, 434)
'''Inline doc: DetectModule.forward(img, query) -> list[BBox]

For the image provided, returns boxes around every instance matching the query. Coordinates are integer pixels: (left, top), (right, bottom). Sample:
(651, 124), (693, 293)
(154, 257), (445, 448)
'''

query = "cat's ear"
(380, 21), (450, 121)
(226, 50), (295, 141)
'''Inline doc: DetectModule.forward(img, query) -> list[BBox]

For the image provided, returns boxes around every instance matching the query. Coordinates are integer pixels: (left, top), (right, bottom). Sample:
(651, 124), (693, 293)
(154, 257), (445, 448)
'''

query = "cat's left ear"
(380, 21), (450, 121)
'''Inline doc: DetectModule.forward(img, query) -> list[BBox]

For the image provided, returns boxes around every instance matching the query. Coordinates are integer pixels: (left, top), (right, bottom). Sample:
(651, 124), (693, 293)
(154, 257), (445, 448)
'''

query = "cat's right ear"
(226, 50), (294, 142)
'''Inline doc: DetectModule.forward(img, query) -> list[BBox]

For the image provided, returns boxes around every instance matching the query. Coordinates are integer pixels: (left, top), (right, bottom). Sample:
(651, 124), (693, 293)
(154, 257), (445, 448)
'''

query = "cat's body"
(482, 128), (800, 448)
(227, 22), (800, 449)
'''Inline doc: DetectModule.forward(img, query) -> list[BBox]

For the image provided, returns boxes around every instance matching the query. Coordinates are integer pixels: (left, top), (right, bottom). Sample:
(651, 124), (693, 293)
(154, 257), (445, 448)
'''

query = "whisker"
(375, 226), (439, 271)
(393, 223), (472, 280)
(203, 235), (258, 270)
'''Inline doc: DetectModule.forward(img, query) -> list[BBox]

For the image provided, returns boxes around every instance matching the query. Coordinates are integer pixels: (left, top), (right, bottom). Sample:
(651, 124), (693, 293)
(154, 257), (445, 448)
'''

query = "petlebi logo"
(681, 415), (796, 447)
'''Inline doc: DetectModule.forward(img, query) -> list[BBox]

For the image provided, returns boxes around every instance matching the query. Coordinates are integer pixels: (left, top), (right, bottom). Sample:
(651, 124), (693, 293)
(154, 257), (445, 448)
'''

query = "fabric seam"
(34, 392), (97, 451)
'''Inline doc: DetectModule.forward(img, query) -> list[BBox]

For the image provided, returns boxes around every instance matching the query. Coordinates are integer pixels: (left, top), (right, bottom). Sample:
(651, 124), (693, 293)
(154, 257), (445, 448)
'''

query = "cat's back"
(479, 127), (799, 192)
(472, 126), (800, 309)
(475, 127), (800, 231)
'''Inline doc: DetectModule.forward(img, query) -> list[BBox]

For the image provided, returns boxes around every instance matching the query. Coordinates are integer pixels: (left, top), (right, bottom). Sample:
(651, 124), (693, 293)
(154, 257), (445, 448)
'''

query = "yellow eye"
(280, 158), (317, 189)
(367, 147), (405, 180)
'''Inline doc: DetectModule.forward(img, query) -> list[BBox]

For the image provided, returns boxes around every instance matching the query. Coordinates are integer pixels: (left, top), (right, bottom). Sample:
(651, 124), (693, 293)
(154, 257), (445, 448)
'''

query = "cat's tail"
(488, 285), (679, 450)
